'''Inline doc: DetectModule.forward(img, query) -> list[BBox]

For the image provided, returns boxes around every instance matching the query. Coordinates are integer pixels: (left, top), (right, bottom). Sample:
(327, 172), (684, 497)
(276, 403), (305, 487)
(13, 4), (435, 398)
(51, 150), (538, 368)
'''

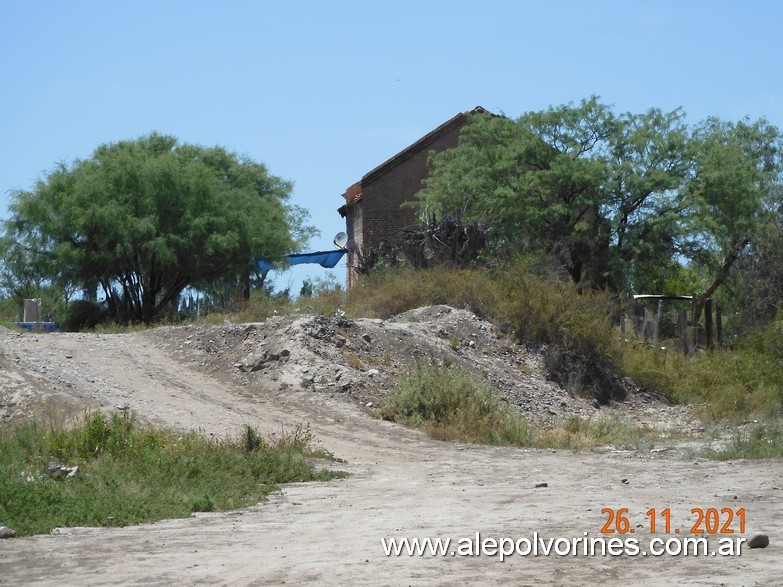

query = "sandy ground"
(0, 324), (781, 586)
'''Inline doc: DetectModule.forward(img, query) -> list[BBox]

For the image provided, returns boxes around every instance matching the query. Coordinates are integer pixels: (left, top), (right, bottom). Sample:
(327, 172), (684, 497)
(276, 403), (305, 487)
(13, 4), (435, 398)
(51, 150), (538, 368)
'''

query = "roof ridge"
(359, 106), (487, 185)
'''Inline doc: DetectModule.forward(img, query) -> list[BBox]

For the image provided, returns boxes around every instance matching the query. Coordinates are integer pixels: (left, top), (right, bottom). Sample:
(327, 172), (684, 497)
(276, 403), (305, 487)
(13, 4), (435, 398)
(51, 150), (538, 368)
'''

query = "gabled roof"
(339, 106), (487, 213)
(360, 106), (487, 186)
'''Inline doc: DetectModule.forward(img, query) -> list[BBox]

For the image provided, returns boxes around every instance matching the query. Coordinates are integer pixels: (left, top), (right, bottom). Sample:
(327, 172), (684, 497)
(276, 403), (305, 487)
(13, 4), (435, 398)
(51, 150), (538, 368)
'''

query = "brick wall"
(359, 127), (461, 252)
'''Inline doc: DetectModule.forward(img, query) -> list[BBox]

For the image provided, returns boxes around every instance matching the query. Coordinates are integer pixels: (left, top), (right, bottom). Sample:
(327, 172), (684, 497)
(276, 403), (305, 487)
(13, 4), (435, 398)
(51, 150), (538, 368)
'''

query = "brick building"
(338, 107), (485, 287)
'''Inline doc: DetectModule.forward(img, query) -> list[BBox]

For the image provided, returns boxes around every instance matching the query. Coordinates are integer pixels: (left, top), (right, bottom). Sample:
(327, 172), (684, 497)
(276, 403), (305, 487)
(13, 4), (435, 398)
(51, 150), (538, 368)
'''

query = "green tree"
(728, 205), (783, 327)
(0, 232), (76, 320)
(3, 133), (312, 324)
(417, 102), (608, 283)
(417, 98), (694, 293)
(684, 117), (782, 321)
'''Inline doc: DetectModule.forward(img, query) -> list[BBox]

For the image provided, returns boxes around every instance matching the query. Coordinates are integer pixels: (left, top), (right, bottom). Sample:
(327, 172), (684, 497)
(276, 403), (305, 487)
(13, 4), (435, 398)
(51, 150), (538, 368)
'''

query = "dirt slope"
(0, 307), (780, 585)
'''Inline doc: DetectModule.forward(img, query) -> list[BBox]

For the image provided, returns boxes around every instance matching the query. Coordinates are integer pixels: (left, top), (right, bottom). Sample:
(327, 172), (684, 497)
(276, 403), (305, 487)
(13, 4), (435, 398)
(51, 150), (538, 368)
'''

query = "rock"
(248, 358), (266, 373)
(747, 533), (769, 549)
(621, 478), (630, 485)
(47, 462), (79, 480)
(366, 402), (374, 408)
(362, 333), (372, 344)
(535, 482), (548, 488)
(367, 369), (380, 377)
(47, 462), (65, 479)
(0, 526), (16, 539)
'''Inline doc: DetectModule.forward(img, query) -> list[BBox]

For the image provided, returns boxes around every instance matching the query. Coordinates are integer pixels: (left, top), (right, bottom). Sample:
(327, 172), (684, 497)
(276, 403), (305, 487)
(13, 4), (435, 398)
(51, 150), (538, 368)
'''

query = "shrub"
(381, 363), (656, 450)
(380, 362), (533, 446)
(63, 300), (108, 331)
(621, 319), (783, 421)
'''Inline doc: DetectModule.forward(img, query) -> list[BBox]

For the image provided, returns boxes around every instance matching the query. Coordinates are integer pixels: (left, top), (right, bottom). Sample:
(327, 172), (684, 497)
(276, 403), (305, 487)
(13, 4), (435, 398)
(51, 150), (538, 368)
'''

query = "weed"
(243, 424), (264, 452)
(341, 349), (365, 370)
(380, 363), (656, 450)
(0, 413), (346, 537)
(703, 422), (783, 460)
(621, 321), (783, 422)
(189, 492), (215, 513)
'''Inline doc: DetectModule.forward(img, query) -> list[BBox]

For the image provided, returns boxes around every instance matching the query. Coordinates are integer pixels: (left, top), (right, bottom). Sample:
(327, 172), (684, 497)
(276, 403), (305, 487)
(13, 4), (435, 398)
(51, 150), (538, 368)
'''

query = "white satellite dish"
(333, 232), (348, 249)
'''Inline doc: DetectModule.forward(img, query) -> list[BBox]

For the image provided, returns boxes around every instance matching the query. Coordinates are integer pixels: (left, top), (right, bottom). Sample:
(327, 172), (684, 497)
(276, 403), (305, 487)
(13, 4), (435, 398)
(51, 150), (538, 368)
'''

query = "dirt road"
(0, 324), (780, 586)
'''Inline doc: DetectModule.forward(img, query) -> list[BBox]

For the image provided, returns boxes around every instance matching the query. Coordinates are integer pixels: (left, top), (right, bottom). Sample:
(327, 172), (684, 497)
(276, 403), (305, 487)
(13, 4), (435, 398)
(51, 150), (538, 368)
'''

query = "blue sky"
(2, 0), (782, 295)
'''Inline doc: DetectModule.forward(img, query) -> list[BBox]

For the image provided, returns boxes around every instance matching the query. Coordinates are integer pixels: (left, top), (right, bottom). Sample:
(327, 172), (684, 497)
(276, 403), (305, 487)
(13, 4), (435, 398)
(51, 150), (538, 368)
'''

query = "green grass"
(621, 319), (783, 422)
(0, 411), (346, 537)
(703, 421), (783, 460)
(380, 362), (657, 451)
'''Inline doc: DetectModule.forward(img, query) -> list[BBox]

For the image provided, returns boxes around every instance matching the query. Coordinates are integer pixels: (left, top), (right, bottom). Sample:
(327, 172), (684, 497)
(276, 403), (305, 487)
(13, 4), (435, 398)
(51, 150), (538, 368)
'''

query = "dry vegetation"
(213, 260), (783, 456)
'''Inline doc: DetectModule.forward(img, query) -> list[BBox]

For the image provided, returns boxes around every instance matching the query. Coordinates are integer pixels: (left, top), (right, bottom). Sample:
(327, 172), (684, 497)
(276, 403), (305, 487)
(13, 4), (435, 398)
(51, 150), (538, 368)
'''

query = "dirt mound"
(148, 305), (598, 426)
(1, 305), (697, 433)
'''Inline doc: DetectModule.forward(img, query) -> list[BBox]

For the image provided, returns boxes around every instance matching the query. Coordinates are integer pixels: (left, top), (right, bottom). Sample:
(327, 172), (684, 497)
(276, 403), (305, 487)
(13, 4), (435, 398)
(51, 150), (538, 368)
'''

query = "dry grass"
(621, 320), (783, 421)
(381, 362), (657, 451)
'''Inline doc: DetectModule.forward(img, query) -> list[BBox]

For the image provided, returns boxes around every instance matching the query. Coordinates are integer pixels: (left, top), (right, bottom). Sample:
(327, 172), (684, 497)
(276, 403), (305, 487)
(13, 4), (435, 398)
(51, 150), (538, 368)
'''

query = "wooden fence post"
(691, 293), (698, 327)
(653, 300), (663, 343)
(705, 298), (713, 348)
(716, 301), (723, 346)
(679, 309), (688, 355)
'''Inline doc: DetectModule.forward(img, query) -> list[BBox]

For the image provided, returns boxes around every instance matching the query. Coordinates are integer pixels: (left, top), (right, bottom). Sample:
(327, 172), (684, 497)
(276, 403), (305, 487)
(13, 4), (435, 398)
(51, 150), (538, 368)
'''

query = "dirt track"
(0, 322), (781, 586)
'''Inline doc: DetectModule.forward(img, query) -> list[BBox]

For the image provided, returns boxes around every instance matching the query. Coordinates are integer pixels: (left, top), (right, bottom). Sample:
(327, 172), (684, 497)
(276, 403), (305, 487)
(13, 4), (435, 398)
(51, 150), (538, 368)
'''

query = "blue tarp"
(15, 322), (60, 333)
(257, 249), (347, 272)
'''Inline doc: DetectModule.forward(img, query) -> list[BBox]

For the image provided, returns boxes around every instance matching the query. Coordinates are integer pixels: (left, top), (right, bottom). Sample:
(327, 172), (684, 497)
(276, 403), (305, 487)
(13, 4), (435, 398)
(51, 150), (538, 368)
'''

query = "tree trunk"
(693, 237), (750, 323)
(242, 265), (251, 301)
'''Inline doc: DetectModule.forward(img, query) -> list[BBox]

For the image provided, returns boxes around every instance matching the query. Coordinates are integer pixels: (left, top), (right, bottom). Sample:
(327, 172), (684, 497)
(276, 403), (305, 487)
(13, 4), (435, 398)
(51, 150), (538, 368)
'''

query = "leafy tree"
(3, 133), (312, 323)
(0, 234), (75, 320)
(728, 210), (783, 327)
(0, 235), (48, 302)
(417, 98), (782, 313)
(417, 103), (608, 283)
(684, 117), (782, 321)
(417, 98), (694, 292)
(600, 106), (693, 293)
